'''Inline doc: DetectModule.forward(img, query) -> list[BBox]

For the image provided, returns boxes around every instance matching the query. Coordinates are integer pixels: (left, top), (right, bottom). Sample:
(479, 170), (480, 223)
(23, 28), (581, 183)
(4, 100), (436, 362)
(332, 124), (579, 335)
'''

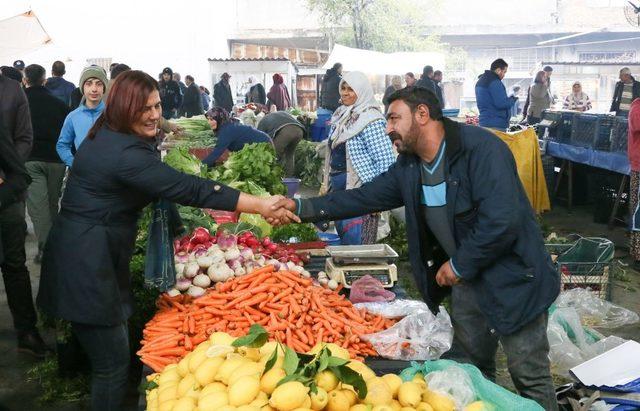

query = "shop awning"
(322, 44), (445, 76)
(0, 10), (51, 63)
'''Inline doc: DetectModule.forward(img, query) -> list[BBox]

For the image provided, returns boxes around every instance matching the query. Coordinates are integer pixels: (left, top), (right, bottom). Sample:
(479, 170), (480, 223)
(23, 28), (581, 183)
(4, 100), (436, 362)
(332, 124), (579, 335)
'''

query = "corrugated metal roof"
(541, 61), (640, 65)
(207, 57), (291, 62)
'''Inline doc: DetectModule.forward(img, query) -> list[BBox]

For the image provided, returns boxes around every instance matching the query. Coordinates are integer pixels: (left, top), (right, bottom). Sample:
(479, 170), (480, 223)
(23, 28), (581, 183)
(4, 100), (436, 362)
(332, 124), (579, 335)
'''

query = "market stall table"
(547, 141), (630, 228)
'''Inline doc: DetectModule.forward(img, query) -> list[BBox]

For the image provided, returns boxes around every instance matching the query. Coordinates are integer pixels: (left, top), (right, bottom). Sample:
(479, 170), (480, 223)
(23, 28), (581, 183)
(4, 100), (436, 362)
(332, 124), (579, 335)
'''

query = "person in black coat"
(23, 64), (70, 262)
(610, 67), (640, 117)
(0, 116), (30, 213)
(213, 72), (234, 112)
(36, 71), (298, 411)
(320, 63), (342, 112)
(245, 75), (266, 105)
(415, 65), (438, 96)
(271, 87), (560, 410)
(182, 75), (204, 118)
(158, 67), (183, 119)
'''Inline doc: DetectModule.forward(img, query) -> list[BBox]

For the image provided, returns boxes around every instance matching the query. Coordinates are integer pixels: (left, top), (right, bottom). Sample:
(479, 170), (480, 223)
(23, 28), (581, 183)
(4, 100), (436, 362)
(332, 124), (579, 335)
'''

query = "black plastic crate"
(570, 114), (614, 150)
(610, 116), (629, 153)
(540, 110), (574, 143)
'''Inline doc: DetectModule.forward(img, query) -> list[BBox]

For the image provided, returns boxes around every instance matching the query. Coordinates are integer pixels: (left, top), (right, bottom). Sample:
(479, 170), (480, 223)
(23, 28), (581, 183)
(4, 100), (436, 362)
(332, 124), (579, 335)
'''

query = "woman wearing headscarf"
(267, 74), (291, 111)
(322, 71), (396, 245)
(245, 75), (266, 105)
(526, 70), (551, 124)
(563, 81), (592, 112)
(383, 75), (404, 113)
(202, 107), (272, 166)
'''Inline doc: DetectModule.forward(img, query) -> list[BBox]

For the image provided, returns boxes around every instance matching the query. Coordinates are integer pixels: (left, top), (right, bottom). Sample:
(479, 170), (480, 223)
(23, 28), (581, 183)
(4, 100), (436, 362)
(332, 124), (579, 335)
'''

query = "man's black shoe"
(17, 331), (51, 359)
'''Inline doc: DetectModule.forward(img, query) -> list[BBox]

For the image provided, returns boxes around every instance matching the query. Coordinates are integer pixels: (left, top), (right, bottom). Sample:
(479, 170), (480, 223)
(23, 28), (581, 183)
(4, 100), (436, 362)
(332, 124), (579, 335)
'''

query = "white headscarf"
(330, 71), (384, 148)
(248, 75), (259, 85)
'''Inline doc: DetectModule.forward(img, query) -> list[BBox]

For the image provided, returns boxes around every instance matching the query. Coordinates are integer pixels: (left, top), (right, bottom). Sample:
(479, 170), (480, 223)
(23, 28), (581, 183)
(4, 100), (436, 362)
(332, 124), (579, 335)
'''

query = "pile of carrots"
(138, 265), (397, 372)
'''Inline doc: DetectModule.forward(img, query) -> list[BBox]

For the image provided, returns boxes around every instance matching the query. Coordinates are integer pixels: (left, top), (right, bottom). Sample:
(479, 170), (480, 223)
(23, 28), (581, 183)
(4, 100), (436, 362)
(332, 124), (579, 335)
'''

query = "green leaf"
(138, 379), (158, 395)
(327, 356), (349, 367)
(330, 365), (368, 399)
(276, 373), (310, 387)
(309, 382), (318, 395)
(318, 353), (330, 373)
(232, 324), (269, 348)
(283, 346), (300, 376)
(263, 345), (280, 374)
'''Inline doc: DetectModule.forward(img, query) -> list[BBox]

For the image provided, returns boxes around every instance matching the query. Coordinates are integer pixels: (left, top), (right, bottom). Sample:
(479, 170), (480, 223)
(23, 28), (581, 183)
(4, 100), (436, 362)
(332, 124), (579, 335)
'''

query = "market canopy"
(0, 10), (51, 63)
(322, 44), (445, 76)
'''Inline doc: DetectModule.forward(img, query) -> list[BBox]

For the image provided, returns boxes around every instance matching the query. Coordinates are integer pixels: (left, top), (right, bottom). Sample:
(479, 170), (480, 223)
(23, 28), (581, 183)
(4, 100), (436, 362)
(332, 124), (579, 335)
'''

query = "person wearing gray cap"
(611, 67), (640, 117)
(56, 65), (107, 168)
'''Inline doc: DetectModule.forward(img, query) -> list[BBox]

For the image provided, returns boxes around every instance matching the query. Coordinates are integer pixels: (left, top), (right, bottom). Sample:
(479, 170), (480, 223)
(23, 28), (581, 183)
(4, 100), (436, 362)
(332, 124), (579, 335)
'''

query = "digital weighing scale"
(324, 244), (399, 288)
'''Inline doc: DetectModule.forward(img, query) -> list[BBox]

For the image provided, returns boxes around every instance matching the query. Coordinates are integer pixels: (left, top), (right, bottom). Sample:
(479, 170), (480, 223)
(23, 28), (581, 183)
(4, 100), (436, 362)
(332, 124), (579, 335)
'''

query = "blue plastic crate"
(570, 114), (614, 150)
(442, 108), (460, 117)
(610, 116), (629, 153)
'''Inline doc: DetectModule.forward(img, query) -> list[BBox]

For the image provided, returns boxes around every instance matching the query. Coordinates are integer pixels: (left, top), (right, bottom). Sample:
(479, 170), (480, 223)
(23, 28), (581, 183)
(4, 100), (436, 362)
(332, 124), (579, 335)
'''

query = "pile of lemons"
(145, 332), (492, 411)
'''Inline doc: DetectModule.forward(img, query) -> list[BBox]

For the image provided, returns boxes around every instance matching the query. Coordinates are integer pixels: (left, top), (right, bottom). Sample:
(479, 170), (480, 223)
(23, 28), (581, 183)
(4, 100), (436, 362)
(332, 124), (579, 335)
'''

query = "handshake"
(257, 195), (299, 226)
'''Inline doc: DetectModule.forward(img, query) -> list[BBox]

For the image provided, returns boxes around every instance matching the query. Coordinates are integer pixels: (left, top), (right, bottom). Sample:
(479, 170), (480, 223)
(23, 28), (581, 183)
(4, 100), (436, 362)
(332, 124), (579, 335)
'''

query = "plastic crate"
(545, 242), (612, 300)
(540, 110), (574, 143)
(570, 114), (614, 150)
(609, 116), (629, 153)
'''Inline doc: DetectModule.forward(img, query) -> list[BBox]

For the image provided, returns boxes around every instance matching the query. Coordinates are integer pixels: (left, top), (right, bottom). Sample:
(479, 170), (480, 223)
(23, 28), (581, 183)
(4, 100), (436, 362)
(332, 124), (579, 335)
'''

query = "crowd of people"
(1, 52), (639, 411)
(475, 60), (640, 129)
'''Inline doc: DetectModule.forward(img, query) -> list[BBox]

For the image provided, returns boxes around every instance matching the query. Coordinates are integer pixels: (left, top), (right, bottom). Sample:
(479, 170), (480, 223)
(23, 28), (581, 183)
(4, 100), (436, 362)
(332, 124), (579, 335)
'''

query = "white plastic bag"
(361, 306), (453, 360)
(354, 299), (430, 318)
(547, 307), (627, 376)
(424, 366), (476, 410)
(554, 289), (639, 328)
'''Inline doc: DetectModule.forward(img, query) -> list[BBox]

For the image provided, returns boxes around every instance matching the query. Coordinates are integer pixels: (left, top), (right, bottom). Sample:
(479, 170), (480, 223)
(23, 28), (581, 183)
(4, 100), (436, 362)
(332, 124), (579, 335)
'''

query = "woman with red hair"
(267, 73), (291, 111)
(36, 70), (298, 411)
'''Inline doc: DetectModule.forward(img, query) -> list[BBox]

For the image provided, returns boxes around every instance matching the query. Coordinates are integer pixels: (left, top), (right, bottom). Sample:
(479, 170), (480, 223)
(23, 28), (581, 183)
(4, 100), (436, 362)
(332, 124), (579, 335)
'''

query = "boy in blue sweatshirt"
(56, 65), (107, 167)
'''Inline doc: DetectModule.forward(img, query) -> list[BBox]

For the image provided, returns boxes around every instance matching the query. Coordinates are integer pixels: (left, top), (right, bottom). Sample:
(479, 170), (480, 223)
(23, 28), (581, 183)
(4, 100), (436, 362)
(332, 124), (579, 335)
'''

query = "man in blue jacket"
(475, 59), (517, 130)
(272, 87), (559, 410)
(45, 61), (76, 106)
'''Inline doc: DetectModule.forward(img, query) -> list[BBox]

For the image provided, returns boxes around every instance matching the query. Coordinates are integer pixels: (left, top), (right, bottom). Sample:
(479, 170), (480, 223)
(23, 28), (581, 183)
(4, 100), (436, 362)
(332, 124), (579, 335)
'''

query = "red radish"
(190, 227), (210, 244)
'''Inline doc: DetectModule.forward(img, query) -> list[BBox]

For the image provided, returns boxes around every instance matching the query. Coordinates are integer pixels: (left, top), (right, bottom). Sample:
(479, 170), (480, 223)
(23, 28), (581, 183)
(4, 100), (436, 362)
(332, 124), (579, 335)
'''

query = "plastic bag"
(554, 288), (639, 328)
(557, 237), (615, 264)
(349, 275), (395, 303)
(353, 299), (430, 318)
(547, 307), (627, 376)
(361, 306), (452, 360)
(401, 360), (544, 410)
(423, 366), (475, 410)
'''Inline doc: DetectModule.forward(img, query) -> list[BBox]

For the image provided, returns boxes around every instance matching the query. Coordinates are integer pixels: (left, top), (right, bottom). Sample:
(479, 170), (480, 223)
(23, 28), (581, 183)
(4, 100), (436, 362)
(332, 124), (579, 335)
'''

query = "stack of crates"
(570, 113), (615, 150)
(539, 110), (574, 143)
(609, 116), (630, 153)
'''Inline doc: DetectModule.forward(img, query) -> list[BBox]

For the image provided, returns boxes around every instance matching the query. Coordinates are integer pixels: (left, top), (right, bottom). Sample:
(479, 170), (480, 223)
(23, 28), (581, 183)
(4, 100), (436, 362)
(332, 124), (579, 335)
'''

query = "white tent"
(0, 10), (51, 63)
(322, 44), (445, 76)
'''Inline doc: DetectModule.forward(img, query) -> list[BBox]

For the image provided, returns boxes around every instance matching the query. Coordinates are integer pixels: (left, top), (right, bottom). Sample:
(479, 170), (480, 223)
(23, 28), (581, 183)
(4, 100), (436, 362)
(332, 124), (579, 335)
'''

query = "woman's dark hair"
(332, 63), (342, 71)
(87, 70), (158, 140)
(534, 70), (546, 84)
(490, 58), (508, 71)
(387, 86), (443, 120)
(205, 106), (231, 129)
(25, 64), (46, 86)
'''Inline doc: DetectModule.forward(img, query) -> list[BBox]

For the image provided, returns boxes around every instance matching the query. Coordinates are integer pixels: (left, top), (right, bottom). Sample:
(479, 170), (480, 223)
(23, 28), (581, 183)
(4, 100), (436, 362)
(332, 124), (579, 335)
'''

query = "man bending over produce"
(271, 86), (560, 410)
